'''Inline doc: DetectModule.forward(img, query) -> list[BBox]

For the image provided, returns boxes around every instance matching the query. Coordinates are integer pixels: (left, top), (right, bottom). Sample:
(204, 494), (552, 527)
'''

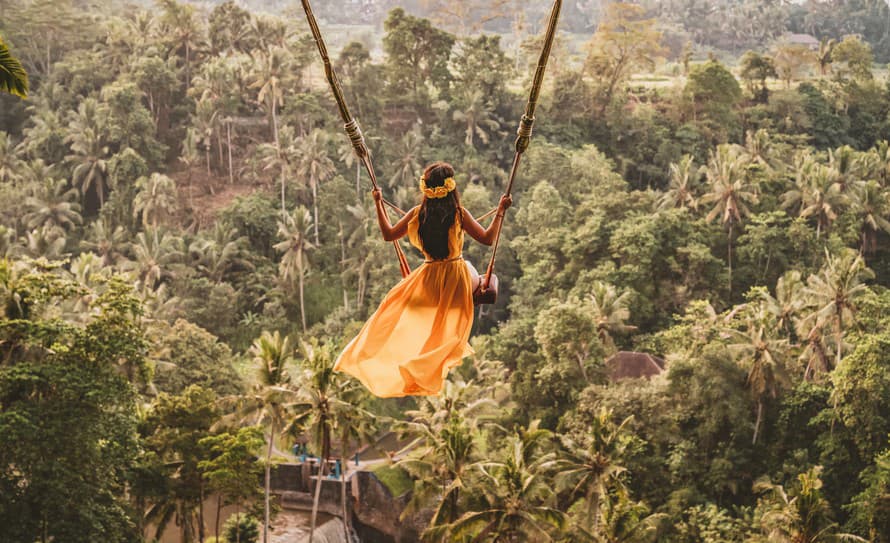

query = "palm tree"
(236, 331), (295, 543)
(295, 129), (336, 245)
(702, 144), (759, 295)
(0, 37), (28, 98)
(549, 409), (633, 535)
(289, 341), (367, 543)
(124, 228), (184, 290)
(24, 178), (82, 233)
(188, 222), (253, 283)
(157, 0), (203, 88)
(657, 154), (701, 211)
(828, 145), (866, 195)
(753, 467), (865, 543)
(445, 423), (565, 542)
(274, 207), (314, 330)
(0, 131), (25, 184)
(588, 281), (637, 354)
(801, 249), (873, 368)
(794, 314), (834, 382)
(396, 377), (501, 537)
(782, 152), (843, 238)
(82, 219), (129, 267)
(452, 87), (502, 147)
(816, 38), (836, 77)
(259, 124), (299, 216)
(192, 96), (219, 179)
(248, 46), (291, 143)
(388, 125), (424, 191)
(133, 173), (178, 228)
(758, 270), (805, 337)
(66, 126), (110, 208)
(588, 495), (664, 543)
(847, 180), (890, 253)
(725, 307), (790, 444)
(17, 226), (68, 260)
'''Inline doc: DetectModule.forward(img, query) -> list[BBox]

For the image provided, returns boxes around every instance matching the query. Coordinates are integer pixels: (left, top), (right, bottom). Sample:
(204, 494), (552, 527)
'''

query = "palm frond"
(0, 39), (28, 98)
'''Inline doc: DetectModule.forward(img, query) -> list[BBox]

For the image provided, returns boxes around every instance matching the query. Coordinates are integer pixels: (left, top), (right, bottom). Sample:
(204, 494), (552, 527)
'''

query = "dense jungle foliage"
(2, 0), (890, 541)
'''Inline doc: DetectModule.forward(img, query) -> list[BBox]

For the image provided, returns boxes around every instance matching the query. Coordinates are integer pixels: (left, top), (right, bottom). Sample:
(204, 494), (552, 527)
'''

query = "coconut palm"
(388, 125), (424, 191)
(16, 227), (68, 260)
(20, 108), (66, 164)
(758, 270), (805, 337)
(452, 87), (502, 147)
(396, 377), (501, 538)
(725, 306), (790, 444)
(828, 145), (866, 196)
(801, 249), (873, 368)
(133, 173), (178, 229)
(549, 408), (634, 536)
(294, 129), (336, 245)
(192, 96), (219, 178)
(236, 330), (295, 543)
(794, 314), (835, 382)
(0, 131), (25, 184)
(0, 38), (28, 98)
(248, 45), (291, 143)
(82, 219), (129, 267)
(657, 154), (701, 211)
(157, 0), (203, 88)
(702, 144), (759, 295)
(23, 178), (82, 232)
(847, 180), (890, 253)
(754, 467), (866, 543)
(782, 152), (844, 238)
(289, 340), (368, 543)
(588, 281), (637, 354)
(259, 124), (300, 216)
(66, 126), (110, 208)
(274, 207), (314, 330)
(444, 423), (565, 542)
(124, 228), (184, 290)
(188, 222), (253, 283)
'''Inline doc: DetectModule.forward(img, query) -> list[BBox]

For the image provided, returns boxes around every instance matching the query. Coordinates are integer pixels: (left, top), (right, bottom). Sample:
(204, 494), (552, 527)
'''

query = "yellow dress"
(334, 208), (474, 397)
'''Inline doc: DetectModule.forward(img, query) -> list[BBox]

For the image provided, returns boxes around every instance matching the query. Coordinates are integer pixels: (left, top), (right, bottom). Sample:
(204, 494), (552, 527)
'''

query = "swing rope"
(300, 0), (563, 290)
(480, 0), (562, 293)
(300, 0), (411, 278)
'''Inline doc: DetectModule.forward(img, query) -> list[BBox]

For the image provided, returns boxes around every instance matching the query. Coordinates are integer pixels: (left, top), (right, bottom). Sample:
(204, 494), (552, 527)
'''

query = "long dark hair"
(418, 162), (461, 260)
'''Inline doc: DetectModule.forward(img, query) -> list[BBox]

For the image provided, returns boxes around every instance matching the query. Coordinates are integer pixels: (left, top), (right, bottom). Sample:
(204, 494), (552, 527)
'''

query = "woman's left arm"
(373, 189), (415, 241)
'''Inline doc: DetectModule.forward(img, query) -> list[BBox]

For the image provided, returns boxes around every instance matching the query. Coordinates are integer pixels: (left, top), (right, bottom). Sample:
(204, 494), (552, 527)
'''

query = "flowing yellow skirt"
(334, 259), (475, 397)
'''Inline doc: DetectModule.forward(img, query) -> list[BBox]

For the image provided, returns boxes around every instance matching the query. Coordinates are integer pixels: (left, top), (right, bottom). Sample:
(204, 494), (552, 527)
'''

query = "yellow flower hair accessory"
(419, 176), (456, 199)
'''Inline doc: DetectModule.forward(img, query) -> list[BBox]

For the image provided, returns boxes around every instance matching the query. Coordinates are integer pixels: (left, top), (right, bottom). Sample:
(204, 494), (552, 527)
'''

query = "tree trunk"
(227, 121), (234, 185)
(341, 442), (350, 543)
(340, 223), (349, 312)
(310, 457), (326, 543)
(215, 494), (222, 541)
(753, 400), (763, 445)
(313, 182), (320, 245)
(264, 422), (275, 543)
(236, 508), (241, 543)
(185, 41), (192, 89)
(728, 221), (734, 298)
(280, 172), (287, 217)
(591, 490), (601, 534)
(299, 270), (307, 331)
(199, 479), (206, 543)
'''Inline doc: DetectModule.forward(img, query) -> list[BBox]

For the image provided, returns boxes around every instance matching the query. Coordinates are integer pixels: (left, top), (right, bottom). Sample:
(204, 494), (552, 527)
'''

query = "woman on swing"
(334, 161), (512, 397)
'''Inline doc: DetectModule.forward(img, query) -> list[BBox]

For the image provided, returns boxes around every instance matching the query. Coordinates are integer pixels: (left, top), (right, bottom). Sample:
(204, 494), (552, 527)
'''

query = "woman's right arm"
(462, 194), (513, 246)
